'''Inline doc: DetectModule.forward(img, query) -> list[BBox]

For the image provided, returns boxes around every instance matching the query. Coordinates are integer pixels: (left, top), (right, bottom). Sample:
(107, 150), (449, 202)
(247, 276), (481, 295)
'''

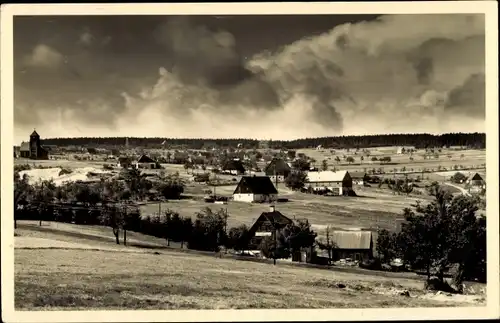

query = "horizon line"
(36, 131), (486, 142)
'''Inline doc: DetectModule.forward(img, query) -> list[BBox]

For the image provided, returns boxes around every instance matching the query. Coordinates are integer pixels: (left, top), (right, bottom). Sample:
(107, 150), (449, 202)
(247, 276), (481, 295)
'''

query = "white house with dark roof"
(305, 170), (353, 195)
(233, 176), (278, 203)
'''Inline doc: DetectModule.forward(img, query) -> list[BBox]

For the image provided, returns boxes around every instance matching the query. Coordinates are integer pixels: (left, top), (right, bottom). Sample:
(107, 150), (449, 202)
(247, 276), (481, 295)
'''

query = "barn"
(264, 158), (292, 182)
(330, 230), (374, 262)
(244, 206), (294, 250)
(305, 170), (353, 195)
(233, 176), (278, 203)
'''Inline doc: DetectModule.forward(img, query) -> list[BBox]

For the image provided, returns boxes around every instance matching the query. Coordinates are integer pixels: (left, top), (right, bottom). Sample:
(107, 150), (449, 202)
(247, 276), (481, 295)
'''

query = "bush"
(58, 168), (73, 176)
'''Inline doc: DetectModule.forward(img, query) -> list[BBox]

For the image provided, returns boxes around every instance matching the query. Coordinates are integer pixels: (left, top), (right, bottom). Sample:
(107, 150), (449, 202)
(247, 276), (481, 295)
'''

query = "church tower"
(29, 129), (41, 158)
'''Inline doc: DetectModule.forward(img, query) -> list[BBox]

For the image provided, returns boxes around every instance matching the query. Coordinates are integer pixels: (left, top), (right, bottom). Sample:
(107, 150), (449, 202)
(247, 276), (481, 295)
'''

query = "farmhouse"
(222, 158), (246, 175)
(330, 230), (374, 262)
(466, 172), (486, 193)
(244, 205), (294, 250)
(135, 154), (158, 169)
(264, 158), (292, 182)
(305, 170), (353, 195)
(233, 176), (278, 203)
(19, 130), (49, 160)
(349, 171), (367, 185)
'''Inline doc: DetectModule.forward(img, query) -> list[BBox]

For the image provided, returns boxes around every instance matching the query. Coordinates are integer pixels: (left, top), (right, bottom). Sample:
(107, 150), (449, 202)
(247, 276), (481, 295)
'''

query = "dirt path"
(442, 182), (471, 196)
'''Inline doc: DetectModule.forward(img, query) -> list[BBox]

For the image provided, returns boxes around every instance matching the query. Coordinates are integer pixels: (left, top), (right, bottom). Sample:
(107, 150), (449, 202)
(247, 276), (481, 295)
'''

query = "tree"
(227, 224), (249, 251)
(360, 156), (364, 164)
(335, 156), (341, 164)
(321, 159), (328, 171)
(14, 172), (33, 229)
(451, 172), (467, 184)
(376, 229), (400, 262)
(316, 225), (336, 264)
(292, 158), (310, 171)
(346, 156), (355, 164)
(397, 185), (485, 289)
(285, 171), (308, 191)
(282, 219), (317, 256)
(371, 156), (378, 162)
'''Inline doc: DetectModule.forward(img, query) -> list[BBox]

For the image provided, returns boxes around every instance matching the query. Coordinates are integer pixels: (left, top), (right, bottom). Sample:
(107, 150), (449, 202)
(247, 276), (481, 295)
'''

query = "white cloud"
(24, 44), (63, 68)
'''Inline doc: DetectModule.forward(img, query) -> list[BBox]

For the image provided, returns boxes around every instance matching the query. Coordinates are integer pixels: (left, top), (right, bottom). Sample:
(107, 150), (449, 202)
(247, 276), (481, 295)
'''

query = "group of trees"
(258, 219), (317, 264)
(376, 183), (486, 292)
(40, 133), (485, 151)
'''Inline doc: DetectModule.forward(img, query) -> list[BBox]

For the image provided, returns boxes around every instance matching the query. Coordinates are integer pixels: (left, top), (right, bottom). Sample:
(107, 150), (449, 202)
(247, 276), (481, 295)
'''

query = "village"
(14, 130), (487, 295)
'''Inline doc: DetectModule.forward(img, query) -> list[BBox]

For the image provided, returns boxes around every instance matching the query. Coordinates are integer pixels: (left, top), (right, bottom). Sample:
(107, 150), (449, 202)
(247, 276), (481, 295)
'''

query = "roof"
(222, 159), (246, 172)
(306, 170), (349, 183)
(137, 154), (155, 163)
(260, 211), (293, 228)
(234, 176), (278, 195)
(330, 230), (372, 249)
(30, 130), (40, 137)
(20, 142), (30, 152)
(349, 171), (367, 179)
(264, 158), (292, 175)
(467, 172), (484, 182)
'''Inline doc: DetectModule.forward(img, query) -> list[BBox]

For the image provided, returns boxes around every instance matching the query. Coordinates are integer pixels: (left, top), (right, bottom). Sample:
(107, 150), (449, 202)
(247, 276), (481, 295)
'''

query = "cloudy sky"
(14, 14), (485, 142)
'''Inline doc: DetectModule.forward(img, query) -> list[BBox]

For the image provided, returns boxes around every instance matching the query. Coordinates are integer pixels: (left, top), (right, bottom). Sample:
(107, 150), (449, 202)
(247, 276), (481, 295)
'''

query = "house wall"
(333, 249), (372, 262)
(233, 193), (277, 203)
(269, 175), (286, 182)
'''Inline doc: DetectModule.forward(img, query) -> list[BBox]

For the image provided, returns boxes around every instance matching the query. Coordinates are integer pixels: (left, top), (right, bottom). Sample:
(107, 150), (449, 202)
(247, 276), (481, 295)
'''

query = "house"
(349, 171), (367, 185)
(305, 170), (353, 195)
(233, 175), (278, 203)
(19, 130), (49, 160)
(244, 205), (294, 250)
(329, 230), (373, 262)
(222, 158), (246, 175)
(135, 154), (158, 169)
(465, 172), (486, 193)
(117, 156), (133, 169)
(264, 158), (292, 182)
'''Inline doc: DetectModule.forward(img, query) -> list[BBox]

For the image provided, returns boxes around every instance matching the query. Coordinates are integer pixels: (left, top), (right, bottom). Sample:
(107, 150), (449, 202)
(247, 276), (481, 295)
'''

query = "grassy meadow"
(14, 225), (486, 310)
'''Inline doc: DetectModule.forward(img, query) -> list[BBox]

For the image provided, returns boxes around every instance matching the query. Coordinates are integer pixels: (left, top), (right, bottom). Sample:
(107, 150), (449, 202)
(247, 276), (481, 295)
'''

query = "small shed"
(117, 156), (133, 169)
(233, 176), (278, 203)
(466, 172), (486, 193)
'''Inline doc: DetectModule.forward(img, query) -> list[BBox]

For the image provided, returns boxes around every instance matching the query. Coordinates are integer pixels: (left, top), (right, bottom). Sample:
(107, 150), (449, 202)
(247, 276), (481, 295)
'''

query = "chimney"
(269, 205), (275, 213)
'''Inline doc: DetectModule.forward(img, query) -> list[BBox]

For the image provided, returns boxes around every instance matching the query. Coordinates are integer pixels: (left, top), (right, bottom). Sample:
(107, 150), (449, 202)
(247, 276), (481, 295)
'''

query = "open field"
(14, 225), (486, 310)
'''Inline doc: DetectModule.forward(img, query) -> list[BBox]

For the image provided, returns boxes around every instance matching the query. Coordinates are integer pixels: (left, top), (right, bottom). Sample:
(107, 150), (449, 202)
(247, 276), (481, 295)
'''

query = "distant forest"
(40, 133), (486, 150)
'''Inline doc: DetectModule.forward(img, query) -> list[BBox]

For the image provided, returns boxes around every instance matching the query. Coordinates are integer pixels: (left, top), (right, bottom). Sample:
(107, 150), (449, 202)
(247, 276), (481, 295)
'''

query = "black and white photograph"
(1, 2), (499, 322)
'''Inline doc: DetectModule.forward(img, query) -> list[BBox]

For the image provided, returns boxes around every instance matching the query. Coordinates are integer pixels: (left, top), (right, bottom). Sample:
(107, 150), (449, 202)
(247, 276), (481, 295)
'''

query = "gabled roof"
(306, 170), (349, 183)
(222, 159), (246, 172)
(259, 210), (293, 228)
(30, 130), (40, 137)
(330, 230), (372, 250)
(137, 154), (155, 163)
(264, 158), (292, 175)
(20, 142), (30, 152)
(467, 172), (484, 182)
(349, 171), (367, 179)
(233, 176), (278, 195)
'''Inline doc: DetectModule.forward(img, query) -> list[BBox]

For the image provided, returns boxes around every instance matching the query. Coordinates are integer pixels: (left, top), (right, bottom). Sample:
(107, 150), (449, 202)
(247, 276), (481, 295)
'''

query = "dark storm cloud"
(445, 73), (485, 118)
(13, 14), (485, 140)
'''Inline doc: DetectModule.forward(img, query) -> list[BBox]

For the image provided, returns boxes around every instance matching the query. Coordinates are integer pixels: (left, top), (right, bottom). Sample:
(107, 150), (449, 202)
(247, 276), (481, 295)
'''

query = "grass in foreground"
(15, 245), (484, 310)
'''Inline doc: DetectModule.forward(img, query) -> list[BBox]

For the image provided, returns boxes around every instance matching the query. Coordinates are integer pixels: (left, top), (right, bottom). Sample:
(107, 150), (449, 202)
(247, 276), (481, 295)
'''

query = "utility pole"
(273, 227), (277, 266)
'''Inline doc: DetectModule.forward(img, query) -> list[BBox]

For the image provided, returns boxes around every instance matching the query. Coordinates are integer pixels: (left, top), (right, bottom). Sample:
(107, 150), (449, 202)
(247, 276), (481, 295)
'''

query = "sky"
(13, 14), (485, 142)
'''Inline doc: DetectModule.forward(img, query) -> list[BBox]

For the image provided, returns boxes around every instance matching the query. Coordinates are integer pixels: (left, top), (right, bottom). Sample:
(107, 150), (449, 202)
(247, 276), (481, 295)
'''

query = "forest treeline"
(40, 132), (486, 150)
